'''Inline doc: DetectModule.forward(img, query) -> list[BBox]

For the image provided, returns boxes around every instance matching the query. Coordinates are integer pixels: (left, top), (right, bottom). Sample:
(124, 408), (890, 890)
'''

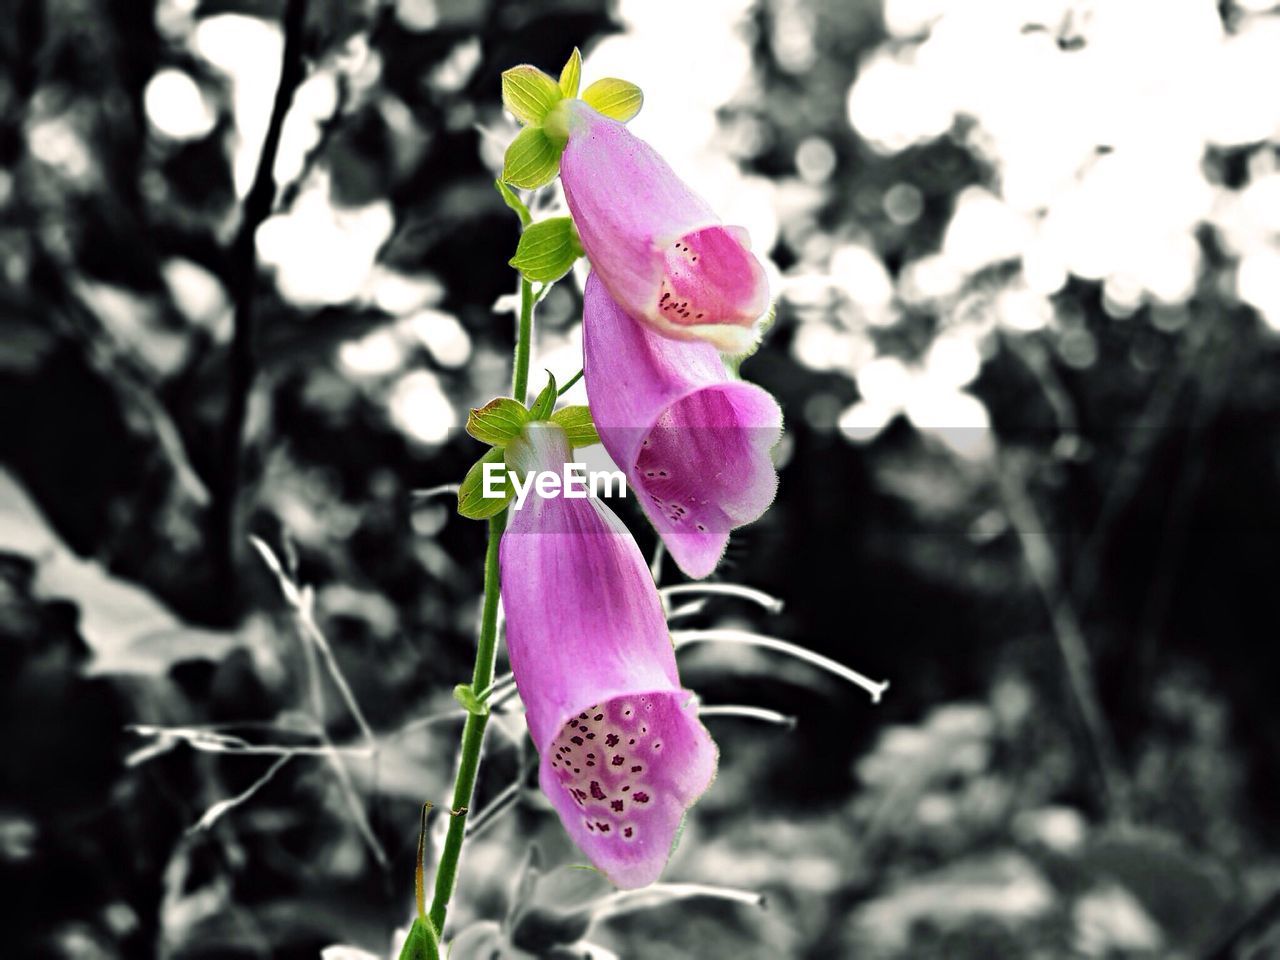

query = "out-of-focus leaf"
(510, 866), (611, 954)
(0, 468), (242, 674)
(447, 921), (506, 960)
(844, 852), (1055, 953)
(1080, 829), (1236, 951)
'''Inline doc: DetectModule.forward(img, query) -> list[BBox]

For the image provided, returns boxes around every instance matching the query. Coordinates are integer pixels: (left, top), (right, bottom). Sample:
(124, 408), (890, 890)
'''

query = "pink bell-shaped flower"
(554, 100), (770, 353)
(582, 273), (782, 579)
(500, 421), (718, 888)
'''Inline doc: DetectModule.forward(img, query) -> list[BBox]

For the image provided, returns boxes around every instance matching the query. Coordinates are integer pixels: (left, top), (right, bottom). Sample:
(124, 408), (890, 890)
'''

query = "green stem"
(424, 260), (536, 942)
(557, 367), (584, 396)
(512, 277), (534, 404)
(425, 511), (504, 936)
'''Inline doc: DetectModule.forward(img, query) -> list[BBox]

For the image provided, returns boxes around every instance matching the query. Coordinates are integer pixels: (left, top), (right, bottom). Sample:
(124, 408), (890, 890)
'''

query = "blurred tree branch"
(211, 0), (312, 620)
(995, 452), (1130, 822)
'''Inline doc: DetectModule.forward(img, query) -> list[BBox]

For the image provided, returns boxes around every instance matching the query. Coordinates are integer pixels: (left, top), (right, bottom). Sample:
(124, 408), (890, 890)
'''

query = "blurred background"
(3, 0), (1280, 956)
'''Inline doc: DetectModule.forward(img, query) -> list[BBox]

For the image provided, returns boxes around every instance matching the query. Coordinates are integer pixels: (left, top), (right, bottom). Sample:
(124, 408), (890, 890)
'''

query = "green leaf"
(397, 916), (439, 960)
(501, 65), (562, 125)
(453, 683), (490, 716)
(466, 397), (529, 447)
(503, 125), (562, 190)
(581, 78), (643, 122)
(509, 217), (583, 284)
(528, 372), (558, 421)
(494, 179), (531, 229)
(457, 447), (512, 520)
(559, 47), (582, 98)
(549, 406), (599, 448)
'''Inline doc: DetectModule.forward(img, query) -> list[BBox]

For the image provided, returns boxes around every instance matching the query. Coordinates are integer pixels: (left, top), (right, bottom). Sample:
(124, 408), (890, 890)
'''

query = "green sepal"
(549, 405), (599, 448)
(457, 447), (513, 520)
(453, 683), (490, 716)
(397, 916), (439, 960)
(466, 397), (530, 447)
(559, 48), (582, 98)
(503, 125), (561, 190)
(501, 65), (562, 125)
(509, 217), (583, 284)
(581, 78), (644, 122)
(723, 302), (777, 377)
(495, 179), (531, 228)
(528, 372), (558, 421)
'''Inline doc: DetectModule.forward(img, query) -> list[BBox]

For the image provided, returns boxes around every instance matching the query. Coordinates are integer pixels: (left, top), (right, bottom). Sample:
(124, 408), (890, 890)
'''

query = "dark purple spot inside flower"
(611, 800), (624, 812)
(633, 791), (650, 804)
(612, 755), (625, 766)
(571, 736), (583, 745)
(605, 734), (619, 747)
(631, 765), (643, 773)
(590, 781), (605, 800)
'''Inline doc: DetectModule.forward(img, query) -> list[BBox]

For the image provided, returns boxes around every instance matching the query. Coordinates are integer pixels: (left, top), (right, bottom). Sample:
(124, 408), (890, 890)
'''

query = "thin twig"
(699, 705), (796, 728)
(672, 629), (890, 703)
(413, 484), (461, 501)
(127, 725), (373, 759)
(211, 0), (311, 613)
(188, 755), (293, 834)
(1133, 318), (1236, 697)
(294, 591), (378, 748)
(465, 779), (522, 840)
(994, 454), (1129, 821)
(591, 883), (765, 922)
(660, 583), (784, 614)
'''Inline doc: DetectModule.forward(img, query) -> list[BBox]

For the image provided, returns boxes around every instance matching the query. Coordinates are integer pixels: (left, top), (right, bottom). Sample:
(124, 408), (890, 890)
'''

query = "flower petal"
(500, 422), (717, 887)
(539, 690), (716, 890)
(559, 103), (769, 348)
(583, 274), (782, 578)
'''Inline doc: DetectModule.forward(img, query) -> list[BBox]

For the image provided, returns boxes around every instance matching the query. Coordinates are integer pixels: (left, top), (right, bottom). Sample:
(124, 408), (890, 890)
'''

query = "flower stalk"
(419, 227), (538, 947)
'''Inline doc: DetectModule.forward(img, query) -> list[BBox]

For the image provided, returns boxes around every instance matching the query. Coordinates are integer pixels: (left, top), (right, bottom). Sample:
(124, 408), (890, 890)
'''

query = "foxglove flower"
(583, 274), (782, 579)
(500, 421), (717, 889)
(552, 100), (770, 353)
